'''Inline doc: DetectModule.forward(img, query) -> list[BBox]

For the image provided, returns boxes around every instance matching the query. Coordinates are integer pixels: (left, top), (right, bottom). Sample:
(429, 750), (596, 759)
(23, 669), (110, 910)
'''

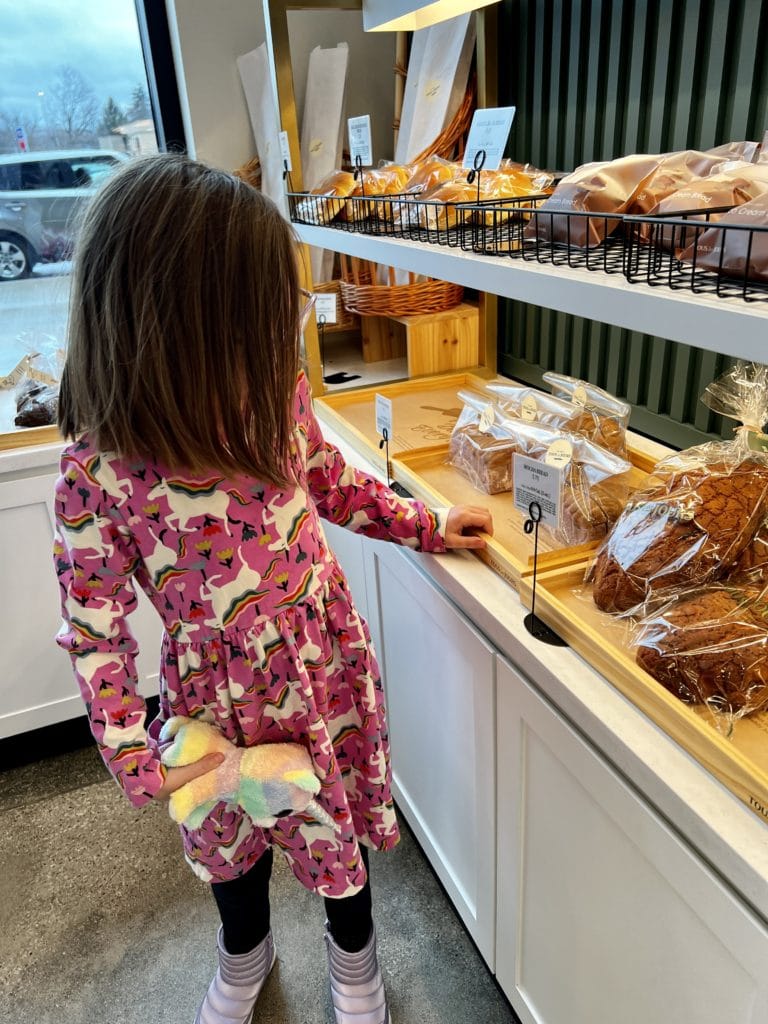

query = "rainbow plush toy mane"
(159, 716), (337, 832)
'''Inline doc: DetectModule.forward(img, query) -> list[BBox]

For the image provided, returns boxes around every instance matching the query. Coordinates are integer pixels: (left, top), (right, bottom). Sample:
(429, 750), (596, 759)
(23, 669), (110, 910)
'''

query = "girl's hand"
(155, 753), (225, 801)
(443, 505), (493, 550)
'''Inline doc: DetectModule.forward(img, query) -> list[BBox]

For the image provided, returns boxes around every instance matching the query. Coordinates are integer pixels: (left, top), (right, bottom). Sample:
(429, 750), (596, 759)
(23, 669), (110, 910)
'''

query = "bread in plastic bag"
(295, 169), (357, 224)
(678, 190), (768, 285)
(487, 378), (628, 455)
(449, 391), (632, 545)
(15, 377), (59, 427)
(591, 362), (768, 613)
(633, 582), (768, 720)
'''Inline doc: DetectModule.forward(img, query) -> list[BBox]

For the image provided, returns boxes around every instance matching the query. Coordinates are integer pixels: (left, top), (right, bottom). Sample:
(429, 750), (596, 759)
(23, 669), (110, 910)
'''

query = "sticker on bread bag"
(521, 395), (538, 421)
(572, 385), (588, 407)
(545, 439), (573, 468)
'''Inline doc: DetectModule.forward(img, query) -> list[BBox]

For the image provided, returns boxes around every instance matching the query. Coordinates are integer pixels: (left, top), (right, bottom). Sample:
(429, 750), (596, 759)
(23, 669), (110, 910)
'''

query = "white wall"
(167, 2), (396, 173)
(287, 10), (396, 163)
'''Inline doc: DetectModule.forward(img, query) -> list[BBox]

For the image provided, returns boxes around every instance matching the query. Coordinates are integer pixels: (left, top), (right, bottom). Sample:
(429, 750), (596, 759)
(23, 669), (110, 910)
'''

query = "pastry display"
(634, 584), (768, 715)
(679, 191), (768, 284)
(345, 164), (412, 221)
(591, 456), (768, 613)
(295, 169), (357, 224)
(448, 391), (518, 494)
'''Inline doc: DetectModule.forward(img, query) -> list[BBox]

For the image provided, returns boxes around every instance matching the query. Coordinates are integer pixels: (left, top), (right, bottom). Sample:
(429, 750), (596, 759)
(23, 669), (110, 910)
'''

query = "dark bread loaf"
(448, 422), (517, 494)
(592, 458), (768, 612)
(635, 585), (768, 714)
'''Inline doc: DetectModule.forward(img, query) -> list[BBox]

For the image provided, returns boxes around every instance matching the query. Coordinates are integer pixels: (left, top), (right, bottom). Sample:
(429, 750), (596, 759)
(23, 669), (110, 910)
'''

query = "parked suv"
(0, 149), (129, 281)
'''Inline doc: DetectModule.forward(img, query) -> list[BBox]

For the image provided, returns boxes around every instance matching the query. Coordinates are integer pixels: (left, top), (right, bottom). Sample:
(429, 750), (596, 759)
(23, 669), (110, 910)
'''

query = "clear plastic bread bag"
(631, 581), (768, 731)
(492, 415), (632, 547)
(449, 390), (519, 494)
(482, 380), (628, 455)
(590, 362), (768, 615)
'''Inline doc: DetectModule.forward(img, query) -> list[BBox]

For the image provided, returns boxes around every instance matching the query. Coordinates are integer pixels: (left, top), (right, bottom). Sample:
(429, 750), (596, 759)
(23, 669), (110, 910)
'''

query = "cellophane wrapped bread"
(679, 191), (768, 285)
(449, 392), (632, 545)
(633, 583), (768, 721)
(481, 381), (628, 455)
(416, 167), (554, 232)
(523, 153), (663, 247)
(590, 363), (768, 613)
(295, 170), (357, 224)
(345, 164), (412, 222)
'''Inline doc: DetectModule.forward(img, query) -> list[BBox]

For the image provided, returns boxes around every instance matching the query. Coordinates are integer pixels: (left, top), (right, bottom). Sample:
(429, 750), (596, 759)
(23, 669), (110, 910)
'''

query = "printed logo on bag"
(545, 439), (573, 468)
(521, 395), (538, 421)
(478, 403), (495, 432)
(572, 385), (588, 407)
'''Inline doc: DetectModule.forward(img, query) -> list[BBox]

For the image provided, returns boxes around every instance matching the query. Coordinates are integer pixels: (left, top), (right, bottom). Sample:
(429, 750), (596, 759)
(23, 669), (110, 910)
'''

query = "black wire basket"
(624, 207), (768, 303)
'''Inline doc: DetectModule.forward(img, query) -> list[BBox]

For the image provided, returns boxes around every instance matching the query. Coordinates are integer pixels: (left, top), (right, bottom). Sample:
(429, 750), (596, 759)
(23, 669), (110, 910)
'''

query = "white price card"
(375, 393), (393, 438)
(348, 114), (373, 167)
(513, 454), (562, 532)
(314, 292), (337, 324)
(278, 130), (292, 172)
(462, 106), (517, 172)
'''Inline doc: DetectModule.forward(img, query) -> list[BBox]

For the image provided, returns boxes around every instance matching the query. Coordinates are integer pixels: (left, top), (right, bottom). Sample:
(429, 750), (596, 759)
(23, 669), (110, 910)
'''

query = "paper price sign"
(278, 131), (292, 172)
(513, 454), (562, 532)
(375, 394), (393, 438)
(462, 106), (517, 172)
(314, 292), (337, 324)
(348, 114), (373, 167)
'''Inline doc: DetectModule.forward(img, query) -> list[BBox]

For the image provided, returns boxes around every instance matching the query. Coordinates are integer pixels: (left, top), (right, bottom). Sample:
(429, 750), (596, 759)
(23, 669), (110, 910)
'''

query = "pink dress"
(53, 372), (446, 895)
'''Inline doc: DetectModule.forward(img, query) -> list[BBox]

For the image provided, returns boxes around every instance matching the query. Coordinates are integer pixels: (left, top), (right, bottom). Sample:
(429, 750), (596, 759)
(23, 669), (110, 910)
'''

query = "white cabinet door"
(496, 656), (768, 1024)
(0, 472), (161, 738)
(322, 520), (370, 622)
(372, 544), (497, 967)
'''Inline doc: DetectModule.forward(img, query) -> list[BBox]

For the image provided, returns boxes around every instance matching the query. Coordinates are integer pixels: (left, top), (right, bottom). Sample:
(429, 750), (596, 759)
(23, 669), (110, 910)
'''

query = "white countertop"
(319, 411), (768, 926)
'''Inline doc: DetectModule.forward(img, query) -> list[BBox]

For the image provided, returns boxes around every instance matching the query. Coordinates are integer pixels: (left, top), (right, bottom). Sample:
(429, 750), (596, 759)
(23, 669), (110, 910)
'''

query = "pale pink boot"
(195, 927), (276, 1024)
(325, 923), (391, 1024)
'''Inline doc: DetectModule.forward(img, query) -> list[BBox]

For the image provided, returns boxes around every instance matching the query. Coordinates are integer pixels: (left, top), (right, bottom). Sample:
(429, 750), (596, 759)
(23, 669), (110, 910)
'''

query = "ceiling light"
(363, 0), (502, 32)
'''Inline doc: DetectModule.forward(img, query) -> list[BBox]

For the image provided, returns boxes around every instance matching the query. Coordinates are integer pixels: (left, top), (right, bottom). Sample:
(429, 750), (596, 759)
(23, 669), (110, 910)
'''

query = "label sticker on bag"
(747, 430), (768, 454)
(521, 395), (538, 421)
(545, 439), (573, 468)
(478, 403), (495, 432)
(572, 385), (588, 407)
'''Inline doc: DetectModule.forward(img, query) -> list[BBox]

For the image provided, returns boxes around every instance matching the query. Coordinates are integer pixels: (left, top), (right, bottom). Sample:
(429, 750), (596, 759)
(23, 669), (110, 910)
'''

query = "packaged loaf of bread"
(591, 362), (768, 613)
(417, 178), (478, 231)
(524, 153), (663, 247)
(448, 390), (519, 494)
(628, 147), (762, 217)
(295, 170), (357, 224)
(481, 381), (628, 455)
(450, 392), (632, 544)
(345, 164), (412, 222)
(543, 372), (631, 436)
(727, 517), (768, 583)
(650, 161), (768, 218)
(678, 191), (768, 285)
(403, 156), (462, 195)
(633, 582), (768, 720)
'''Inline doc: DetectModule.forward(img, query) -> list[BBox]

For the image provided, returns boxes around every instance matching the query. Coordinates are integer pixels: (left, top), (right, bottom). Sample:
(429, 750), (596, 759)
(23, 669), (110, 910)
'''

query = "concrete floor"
(0, 742), (519, 1024)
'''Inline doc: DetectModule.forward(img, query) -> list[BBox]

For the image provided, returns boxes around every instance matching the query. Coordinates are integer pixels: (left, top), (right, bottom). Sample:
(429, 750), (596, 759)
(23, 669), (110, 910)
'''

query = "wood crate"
(518, 563), (768, 825)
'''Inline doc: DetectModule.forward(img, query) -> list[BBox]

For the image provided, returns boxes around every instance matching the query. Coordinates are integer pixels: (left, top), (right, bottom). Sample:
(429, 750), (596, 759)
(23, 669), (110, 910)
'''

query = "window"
(0, 0), (164, 443)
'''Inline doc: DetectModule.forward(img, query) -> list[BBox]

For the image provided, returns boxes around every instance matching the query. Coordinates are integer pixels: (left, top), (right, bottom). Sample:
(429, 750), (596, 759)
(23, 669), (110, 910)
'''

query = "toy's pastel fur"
(159, 716), (337, 831)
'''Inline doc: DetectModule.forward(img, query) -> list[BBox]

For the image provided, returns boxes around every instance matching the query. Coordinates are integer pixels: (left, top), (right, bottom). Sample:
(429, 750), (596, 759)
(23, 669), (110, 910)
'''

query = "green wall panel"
(497, 0), (768, 448)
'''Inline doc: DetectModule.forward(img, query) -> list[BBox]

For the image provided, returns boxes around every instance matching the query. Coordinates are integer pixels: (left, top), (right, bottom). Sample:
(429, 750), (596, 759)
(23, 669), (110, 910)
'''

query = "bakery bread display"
(591, 454), (768, 612)
(295, 169), (357, 224)
(345, 164), (412, 221)
(679, 191), (768, 284)
(634, 584), (768, 715)
(484, 380), (628, 456)
(449, 391), (631, 545)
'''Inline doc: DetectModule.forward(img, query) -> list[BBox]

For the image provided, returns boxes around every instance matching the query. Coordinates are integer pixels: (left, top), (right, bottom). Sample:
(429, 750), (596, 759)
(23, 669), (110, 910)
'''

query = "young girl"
(53, 153), (492, 1024)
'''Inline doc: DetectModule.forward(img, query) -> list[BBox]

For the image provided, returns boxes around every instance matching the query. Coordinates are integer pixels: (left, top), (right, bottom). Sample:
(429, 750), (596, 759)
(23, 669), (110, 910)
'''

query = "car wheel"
(0, 234), (33, 281)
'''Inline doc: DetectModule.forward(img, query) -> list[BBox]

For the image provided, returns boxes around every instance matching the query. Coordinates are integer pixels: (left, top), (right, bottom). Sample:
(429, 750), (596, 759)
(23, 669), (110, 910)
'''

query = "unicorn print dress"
(53, 372), (446, 896)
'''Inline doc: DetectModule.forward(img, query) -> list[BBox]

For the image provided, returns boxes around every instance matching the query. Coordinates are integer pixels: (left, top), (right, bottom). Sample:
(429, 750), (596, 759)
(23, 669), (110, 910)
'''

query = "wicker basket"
(314, 279), (360, 332)
(339, 255), (464, 317)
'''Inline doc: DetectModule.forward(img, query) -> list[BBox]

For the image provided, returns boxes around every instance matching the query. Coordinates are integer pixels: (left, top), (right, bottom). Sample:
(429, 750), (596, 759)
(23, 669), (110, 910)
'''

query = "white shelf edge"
(296, 224), (768, 361)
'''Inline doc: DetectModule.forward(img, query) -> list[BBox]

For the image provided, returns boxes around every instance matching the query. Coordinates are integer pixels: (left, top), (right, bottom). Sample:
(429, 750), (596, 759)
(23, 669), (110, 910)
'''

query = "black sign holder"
(523, 500), (568, 647)
(467, 148), (487, 204)
(282, 159), (294, 192)
(378, 428), (393, 487)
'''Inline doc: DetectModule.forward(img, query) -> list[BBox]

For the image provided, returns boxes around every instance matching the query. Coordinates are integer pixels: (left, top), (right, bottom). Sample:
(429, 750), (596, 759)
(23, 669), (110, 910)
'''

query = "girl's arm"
(53, 453), (165, 807)
(299, 375), (491, 551)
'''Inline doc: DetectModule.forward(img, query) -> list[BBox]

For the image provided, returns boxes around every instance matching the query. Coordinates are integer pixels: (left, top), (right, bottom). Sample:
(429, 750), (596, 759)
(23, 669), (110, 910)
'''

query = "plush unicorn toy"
(159, 716), (337, 832)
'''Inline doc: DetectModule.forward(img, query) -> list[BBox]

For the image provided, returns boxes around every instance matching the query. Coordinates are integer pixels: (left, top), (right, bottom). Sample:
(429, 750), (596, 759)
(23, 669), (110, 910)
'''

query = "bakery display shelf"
(316, 371), (657, 590)
(296, 223), (768, 363)
(518, 563), (768, 825)
(315, 369), (497, 474)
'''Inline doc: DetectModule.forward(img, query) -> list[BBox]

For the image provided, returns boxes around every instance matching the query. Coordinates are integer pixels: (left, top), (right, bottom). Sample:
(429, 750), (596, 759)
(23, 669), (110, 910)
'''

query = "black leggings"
(211, 846), (373, 955)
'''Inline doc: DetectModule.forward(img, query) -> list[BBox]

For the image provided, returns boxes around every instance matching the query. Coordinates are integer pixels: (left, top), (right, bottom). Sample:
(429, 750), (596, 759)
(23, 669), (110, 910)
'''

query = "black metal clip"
(523, 499), (567, 647)
(378, 427), (392, 487)
(467, 148), (487, 205)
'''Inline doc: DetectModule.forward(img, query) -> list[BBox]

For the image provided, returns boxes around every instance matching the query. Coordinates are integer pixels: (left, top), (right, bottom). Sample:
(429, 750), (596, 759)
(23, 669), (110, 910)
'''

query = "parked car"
(0, 149), (130, 281)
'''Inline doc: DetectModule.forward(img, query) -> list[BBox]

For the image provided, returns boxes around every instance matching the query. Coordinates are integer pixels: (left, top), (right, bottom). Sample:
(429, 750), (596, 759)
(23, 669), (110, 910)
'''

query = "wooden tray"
(390, 442), (656, 588)
(518, 564), (768, 825)
(315, 370), (495, 474)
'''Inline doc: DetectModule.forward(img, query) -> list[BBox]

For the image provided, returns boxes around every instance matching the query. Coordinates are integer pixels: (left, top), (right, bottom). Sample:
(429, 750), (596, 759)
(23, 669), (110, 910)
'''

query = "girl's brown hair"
(59, 153), (301, 485)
